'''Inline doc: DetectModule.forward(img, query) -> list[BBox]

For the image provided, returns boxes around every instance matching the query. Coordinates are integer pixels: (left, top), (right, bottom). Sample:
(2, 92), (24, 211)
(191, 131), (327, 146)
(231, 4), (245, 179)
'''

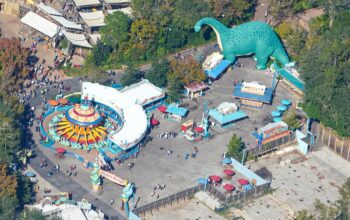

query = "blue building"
(166, 103), (189, 122)
(208, 102), (247, 127)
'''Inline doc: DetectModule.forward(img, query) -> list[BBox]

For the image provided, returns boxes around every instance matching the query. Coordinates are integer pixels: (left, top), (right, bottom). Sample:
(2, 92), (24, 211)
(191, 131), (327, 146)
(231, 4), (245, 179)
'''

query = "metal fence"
(133, 185), (202, 216)
(133, 182), (270, 217)
(247, 132), (296, 157)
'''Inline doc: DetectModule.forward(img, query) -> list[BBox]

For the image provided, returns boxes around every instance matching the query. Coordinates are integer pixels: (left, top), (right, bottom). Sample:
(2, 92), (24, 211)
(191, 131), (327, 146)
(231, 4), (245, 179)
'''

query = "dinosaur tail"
(272, 46), (290, 66)
(194, 18), (227, 33)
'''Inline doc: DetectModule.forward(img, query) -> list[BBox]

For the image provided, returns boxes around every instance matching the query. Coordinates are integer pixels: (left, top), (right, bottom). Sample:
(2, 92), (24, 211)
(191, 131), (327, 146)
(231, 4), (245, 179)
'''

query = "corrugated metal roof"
(233, 83), (273, 103)
(73, 0), (101, 8)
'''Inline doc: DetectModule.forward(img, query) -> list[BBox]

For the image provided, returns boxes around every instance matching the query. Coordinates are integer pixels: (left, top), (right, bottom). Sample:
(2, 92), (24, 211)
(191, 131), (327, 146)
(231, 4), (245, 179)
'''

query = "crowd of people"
(156, 131), (177, 140)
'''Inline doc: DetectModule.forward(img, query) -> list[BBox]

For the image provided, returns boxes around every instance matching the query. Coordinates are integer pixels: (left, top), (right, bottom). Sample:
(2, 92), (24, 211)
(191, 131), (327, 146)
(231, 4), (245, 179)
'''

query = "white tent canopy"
(104, 0), (131, 4)
(50, 15), (83, 30)
(107, 7), (132, 15)
(82, 82), (148, 150)
(37, 2), (62, 16)
(61, 30), (92, 48)
(79, 11), (105, 27)
(73, 0), (101, 8)
(21, 11), (59, 38)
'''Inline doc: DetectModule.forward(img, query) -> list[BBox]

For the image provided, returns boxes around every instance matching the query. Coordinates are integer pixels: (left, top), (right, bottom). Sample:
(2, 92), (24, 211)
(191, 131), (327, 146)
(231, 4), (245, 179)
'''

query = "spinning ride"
(53, 100), (107, 146)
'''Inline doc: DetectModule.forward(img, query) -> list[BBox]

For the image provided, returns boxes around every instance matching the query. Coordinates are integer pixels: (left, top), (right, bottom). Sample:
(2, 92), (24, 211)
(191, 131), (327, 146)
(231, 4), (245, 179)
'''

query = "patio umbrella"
(48, 100), (59, 106)
(281, 99), (291, 106)
(157, 105), (167, 113)
(197, 178), (208, 185)
(223, 183), (235, 192)
(271, 111), (281, 117)
(224, 169), (235, 176)
(222, 157), (232, 164)
(58, 98), (68, 105)
(209, 175), (222, 182)
(25, 171), (35, 177)
(194, 127), (204, 133)
(56, 147), (66, 154)
(151, 118), (159, 126)
(277, 105), (287, 111)
(238, 178), (249, 185)
(273, 117), (282, 122)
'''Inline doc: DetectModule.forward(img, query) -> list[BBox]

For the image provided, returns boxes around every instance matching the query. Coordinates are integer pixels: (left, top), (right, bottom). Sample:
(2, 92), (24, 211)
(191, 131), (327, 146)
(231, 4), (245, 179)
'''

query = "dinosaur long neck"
(196, 18), (227, 51)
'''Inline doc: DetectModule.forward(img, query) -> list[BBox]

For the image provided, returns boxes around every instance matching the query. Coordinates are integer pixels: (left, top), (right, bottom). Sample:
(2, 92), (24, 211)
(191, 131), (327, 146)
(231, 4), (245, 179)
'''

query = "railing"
(247, 132), (296, 157)
(133, 185), (202, 215)
(133, 181), (271, 217)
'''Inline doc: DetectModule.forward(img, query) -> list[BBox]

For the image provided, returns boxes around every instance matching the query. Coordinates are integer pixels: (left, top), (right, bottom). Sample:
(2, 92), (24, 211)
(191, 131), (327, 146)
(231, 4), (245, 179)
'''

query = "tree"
(283, 109), (301, 130)
(319, 0), (350, 27)
(0, 194), (18, 220)
(226, 133), (245, 161)
(90, 41), (112, 66)
(130, 19), (158, 51)
(300, 11), (350, 137)
(166, 71), (183, 102)
(0, 38), (29, 92)
(20, 209), (46, 220)
(145, 59), (170, 88)
(120, 66), (143, 86)
(0, 114), (22, 164)
(169, 59), (206, 85)
(16, 175), (34, 207)
(0, 163), (17, 198)
(100, 12), (131, 50)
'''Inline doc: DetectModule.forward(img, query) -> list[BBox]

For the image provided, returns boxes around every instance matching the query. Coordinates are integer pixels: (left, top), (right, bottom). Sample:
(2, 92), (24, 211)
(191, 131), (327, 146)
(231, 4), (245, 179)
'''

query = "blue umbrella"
(222, 157), (232, 164)
(277, 105), (287, 111)
(281, 99), (291, 106)
(25, 171), (35, 177)
(273, 117), (282, 122)
(197, 178), (208, 184)
(271, 111), (281, 117)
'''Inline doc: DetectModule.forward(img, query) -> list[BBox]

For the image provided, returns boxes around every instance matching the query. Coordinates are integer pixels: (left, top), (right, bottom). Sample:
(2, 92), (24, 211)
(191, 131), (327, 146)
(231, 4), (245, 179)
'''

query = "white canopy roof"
(82, 82), (148, 150)
(37, 2), (62, 16)
(50, 15), (83, 30)
(61, 30), (92, 48)
(89, 33), (101, 45)
(21, 11), (59, 38)
(121, 79), (164, 106)
(104, 0), (131, 4)
(79, 11), (105, 27)
(107, 7), (132, 15)
(73, 0), (101, 8)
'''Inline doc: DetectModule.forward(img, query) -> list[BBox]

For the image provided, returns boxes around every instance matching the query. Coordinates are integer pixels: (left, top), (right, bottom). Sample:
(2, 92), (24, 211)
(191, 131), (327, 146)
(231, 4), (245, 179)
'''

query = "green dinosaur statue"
(194, 18), (290, 70)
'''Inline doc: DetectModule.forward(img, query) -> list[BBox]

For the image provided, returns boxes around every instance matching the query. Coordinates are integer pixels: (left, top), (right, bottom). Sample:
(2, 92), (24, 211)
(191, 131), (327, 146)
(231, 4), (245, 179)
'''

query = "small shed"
(166, 103), (188, 122)
(251, 121), (290, 144)
(184, 82), (208, 99)
(209, 102), (247, 127)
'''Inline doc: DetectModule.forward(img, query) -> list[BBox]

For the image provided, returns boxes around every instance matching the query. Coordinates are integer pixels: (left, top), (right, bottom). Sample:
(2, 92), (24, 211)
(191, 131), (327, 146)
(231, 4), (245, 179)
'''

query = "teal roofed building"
(166, 103), (189, 122)
(273, 63), (305, 95)
(209, 102), (247, 127)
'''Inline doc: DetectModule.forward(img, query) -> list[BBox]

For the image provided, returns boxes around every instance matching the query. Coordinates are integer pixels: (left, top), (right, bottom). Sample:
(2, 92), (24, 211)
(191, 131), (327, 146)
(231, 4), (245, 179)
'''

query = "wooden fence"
(316, 123), (350, 161)
(133, 181), (271, 217)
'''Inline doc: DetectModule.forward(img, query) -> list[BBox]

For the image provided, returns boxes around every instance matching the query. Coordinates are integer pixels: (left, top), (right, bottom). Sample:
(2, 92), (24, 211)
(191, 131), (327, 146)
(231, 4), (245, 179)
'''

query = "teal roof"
(277, 68), (305, 91)
(233, 83), (273, 103)
(205, 60), (231, 79)
(209, 109), (247, 125)
(166, 103), (188, 117)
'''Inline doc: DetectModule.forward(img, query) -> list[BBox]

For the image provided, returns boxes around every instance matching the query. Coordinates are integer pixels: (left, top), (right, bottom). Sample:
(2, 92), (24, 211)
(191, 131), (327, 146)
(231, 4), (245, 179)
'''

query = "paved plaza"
(30, 56), (301, 219)
(229, 147), (350, 220)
